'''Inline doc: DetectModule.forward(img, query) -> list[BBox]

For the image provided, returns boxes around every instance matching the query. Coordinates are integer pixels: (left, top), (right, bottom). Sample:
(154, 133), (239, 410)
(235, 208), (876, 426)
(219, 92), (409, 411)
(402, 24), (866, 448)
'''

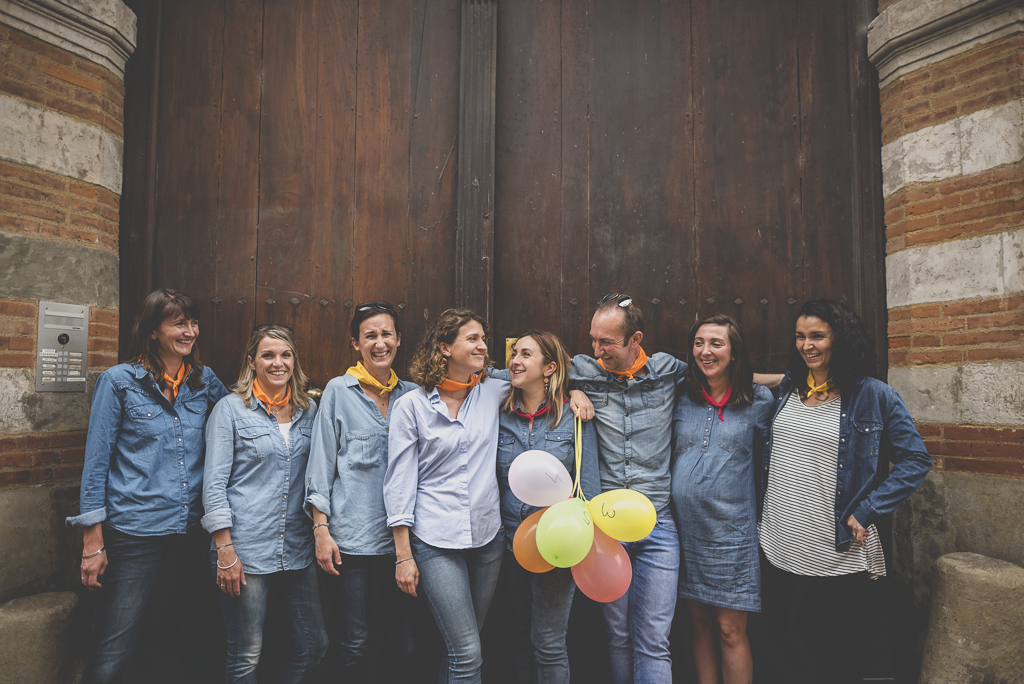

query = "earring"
(544, 377), (550, 392)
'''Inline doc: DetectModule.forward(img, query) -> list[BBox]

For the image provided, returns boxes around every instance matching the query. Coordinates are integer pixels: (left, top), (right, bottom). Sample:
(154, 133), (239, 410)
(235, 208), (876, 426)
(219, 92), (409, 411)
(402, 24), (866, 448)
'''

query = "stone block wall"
(868, 0), (1024, 669)
(0, 0), (135, 611)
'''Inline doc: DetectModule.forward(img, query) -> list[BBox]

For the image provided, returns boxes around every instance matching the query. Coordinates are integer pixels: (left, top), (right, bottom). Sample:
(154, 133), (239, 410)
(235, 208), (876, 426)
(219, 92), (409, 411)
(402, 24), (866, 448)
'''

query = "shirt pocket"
(575, 382), (609, 409)
(717, 421), (749, 453)
(673, 420), (699, 451)
(182, 399), (207, 429)
(125, 402), (163, 439)
(852, 420), (883, 458)
(543, 431), (576, 471)
(236, 423), (274, 461)
(346, 430), (385, 470)
(496, 433), (517, 477)
(640, 379), (664, 408)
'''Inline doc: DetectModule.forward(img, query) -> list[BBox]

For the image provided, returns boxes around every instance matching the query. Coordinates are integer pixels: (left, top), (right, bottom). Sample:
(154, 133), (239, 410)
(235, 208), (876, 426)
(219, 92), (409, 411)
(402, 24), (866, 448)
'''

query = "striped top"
(760, 391), (885, 578)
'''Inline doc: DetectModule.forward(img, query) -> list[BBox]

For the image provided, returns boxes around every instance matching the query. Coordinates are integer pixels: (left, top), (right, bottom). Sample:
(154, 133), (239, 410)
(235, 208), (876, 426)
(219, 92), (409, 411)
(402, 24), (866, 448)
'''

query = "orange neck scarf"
(253, 378), (291, 410)
(599, 347), (648, 380)
(437, 371), (483, 393)
(162, 362), (189, 401)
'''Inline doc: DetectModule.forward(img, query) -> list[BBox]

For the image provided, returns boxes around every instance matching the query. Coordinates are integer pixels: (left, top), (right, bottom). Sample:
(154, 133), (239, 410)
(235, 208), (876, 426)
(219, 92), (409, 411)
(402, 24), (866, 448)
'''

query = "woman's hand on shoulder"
(314, 526), (342, 576)
(396, 557), (419, 597)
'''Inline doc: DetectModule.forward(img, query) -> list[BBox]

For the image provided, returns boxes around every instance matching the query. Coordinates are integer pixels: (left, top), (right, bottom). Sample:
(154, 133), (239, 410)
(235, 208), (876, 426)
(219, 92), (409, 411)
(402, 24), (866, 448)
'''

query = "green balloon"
(536, 498), (595, 568)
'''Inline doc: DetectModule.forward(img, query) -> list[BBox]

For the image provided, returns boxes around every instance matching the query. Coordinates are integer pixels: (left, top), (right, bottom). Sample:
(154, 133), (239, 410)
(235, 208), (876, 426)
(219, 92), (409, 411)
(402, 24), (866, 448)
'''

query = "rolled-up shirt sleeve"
(66, 372), (121, 527)
(304, 383), (340, 519)
(384, 396), (419, 529)
(201, 398), (236, 533)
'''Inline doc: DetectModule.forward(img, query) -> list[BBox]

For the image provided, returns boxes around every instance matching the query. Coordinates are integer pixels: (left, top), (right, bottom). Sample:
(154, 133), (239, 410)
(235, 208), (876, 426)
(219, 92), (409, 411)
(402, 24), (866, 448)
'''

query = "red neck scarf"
(437, 371), (483, 393)
(599, 347), (649, 380)
(701, 384), (732, 422)
(513, 397), (567, 423)
(253, 378), (291, 411)
(162, 362), (189, 401)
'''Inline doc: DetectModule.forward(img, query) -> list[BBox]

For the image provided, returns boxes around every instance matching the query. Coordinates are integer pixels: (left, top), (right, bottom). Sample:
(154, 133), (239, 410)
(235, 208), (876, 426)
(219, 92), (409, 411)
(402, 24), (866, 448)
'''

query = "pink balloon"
(508, 450), (573, 507)
(571, 526), (632, 603)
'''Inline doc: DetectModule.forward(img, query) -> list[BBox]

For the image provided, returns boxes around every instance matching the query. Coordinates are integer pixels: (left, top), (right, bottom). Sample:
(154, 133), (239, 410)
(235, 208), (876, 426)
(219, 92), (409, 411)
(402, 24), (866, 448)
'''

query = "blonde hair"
(233, 325), (310, 411)
(409, 308), (491, 391)
(501, 330), (571, 428)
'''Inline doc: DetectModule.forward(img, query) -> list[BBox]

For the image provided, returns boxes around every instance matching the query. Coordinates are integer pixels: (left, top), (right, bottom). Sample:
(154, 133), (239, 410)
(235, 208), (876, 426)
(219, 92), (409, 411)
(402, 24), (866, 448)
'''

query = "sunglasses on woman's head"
(355, 301), (396, 314)
(600, 293), (633, 308)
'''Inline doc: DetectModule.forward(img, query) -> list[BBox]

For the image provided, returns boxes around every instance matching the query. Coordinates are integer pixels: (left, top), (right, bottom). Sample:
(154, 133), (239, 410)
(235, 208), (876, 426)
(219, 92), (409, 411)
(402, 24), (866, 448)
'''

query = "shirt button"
(179, 462), (183, 465)
(181, 483), (186, 487)
(283, 494), (287, 498)
(280, 534), (284, 538)
(174, 417), (178, 421)
(839, 464), (843, 469)
(626, 435), (630, 441)
(286, 459), (290, 462)
(841, 438), (845, 442)
(625, 459), (630, 465)
(147, 413), (151, 417)
(178, 438), (182, 442)
(285, 477), (289, 481)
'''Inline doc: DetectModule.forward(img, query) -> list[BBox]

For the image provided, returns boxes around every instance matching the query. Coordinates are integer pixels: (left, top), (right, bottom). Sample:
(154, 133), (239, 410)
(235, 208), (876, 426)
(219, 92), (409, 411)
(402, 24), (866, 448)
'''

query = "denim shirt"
(202, 394), (317, 574)
(384, 375), (510, 549)
(569, 353), (687, 511)
(760, 374), (931, 552)
(67, 363), (229, 534)
(304, 374), (414, 555)
(497, 406), (602, 549)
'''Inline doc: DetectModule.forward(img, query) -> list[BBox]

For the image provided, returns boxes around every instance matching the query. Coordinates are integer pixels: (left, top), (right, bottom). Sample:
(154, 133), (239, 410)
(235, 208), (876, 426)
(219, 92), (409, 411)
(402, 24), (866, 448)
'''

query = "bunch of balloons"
(508, 445), (656, 603)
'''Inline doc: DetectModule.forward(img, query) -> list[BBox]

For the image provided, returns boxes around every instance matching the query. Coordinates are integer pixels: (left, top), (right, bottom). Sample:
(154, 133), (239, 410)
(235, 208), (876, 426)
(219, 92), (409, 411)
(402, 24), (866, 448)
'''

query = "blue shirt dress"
(670, 384), (773, 611)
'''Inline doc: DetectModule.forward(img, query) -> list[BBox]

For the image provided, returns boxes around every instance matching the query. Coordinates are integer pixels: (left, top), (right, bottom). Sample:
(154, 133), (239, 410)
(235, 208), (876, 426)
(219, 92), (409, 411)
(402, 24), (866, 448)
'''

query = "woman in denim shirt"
(68, 289), (228, 684)
(758, 300), (931, 684)
(671, 315), (772, 684)
(304, 302), (417, 680)
(202, 324), (327, 683)
(497, 331), (601, 684)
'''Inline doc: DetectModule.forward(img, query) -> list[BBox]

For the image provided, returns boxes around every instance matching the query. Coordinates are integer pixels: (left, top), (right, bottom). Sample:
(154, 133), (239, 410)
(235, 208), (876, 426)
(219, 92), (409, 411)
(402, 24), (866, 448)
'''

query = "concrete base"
(919, 553), (1024, 684)
(0, 591), (80, 684)
(0, 482), (82, 604)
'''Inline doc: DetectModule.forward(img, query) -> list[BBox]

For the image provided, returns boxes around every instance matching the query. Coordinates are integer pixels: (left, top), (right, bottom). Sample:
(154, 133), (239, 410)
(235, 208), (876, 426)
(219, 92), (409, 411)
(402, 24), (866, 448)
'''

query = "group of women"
(70, 288), (929, 684)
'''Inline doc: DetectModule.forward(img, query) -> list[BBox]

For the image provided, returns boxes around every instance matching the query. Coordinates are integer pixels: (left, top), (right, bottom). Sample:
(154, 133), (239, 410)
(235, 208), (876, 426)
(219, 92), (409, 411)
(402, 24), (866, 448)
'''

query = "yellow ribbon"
(806, 370), (832, 397)
(345, 361), (399, 396)
(572, 414), (588, 502)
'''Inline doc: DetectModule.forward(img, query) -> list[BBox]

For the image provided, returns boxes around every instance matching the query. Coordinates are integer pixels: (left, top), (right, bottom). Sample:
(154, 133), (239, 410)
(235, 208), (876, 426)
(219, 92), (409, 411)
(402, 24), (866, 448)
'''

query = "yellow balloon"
(587, 489), (656, 542)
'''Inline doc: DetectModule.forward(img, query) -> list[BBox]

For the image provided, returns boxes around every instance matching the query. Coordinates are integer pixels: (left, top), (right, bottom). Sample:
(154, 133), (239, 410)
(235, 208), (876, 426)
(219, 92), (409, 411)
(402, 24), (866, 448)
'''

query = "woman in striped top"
(757, 300), (931, 683)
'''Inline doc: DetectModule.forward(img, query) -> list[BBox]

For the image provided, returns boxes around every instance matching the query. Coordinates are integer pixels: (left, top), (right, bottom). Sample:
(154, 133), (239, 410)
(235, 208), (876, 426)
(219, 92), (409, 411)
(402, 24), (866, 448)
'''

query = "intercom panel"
(35, 301), (89, 392)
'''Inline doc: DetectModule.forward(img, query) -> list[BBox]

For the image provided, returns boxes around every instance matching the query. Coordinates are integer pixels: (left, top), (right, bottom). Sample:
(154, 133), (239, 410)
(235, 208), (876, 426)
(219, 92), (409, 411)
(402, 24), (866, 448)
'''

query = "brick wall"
(0, 22), (125, 492)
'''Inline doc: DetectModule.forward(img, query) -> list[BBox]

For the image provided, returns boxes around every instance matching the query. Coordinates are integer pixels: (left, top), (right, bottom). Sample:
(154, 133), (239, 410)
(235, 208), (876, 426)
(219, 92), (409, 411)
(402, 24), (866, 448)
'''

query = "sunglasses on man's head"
(600, 293), (633, 308)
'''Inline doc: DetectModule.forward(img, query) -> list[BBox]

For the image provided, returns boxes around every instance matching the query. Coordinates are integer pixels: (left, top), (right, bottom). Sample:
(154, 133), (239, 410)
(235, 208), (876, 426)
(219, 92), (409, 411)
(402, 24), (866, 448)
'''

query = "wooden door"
(121, 0), (883, 384)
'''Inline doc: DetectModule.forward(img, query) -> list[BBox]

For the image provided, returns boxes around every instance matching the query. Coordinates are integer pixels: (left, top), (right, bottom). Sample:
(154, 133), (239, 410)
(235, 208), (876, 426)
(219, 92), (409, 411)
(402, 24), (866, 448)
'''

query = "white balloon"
(508, 450), (573, 507)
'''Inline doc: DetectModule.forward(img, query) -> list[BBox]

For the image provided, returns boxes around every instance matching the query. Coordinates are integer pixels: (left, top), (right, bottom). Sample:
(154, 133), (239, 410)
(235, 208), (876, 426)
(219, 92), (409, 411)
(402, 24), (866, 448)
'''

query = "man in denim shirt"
(569, 295), (687, 684)
(571, 295), (780, 684)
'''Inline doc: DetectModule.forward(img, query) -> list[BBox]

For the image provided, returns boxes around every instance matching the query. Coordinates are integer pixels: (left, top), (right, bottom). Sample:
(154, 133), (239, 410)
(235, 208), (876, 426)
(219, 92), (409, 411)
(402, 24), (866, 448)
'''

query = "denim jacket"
(569, 353), (687, 511)
(67, 363), (229, 534)
(497, 406), (602, 549)
(202, 394), (317, 574)
(760, 373), (931, 552)
(304, 374), (414, 555)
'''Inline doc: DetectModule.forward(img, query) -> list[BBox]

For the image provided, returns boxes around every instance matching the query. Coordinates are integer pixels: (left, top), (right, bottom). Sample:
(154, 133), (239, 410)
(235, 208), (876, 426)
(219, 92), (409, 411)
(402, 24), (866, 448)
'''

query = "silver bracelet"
(396, 557), (415, 565)
(217, 557), (239, 570)
(82, 546), (105, 559)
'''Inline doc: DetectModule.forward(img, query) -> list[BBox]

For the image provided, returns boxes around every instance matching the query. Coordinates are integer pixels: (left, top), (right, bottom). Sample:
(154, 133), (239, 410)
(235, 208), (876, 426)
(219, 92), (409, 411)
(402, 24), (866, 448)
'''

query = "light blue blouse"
(202, 393), (316, 575)
(383, 375), (510, 550)
(304, 374), (414, 555)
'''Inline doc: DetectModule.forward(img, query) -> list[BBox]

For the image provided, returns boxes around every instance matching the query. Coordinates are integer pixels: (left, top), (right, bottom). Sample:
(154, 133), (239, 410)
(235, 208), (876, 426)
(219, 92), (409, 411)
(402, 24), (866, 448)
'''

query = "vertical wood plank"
(404, 0), (462, 373)
(588, 0), (694, 356)
(208, 0), (262, 382)
(352, 0), (414, 363)
(455, 0), (498, 325)
(255, 0), (318, 368)
(691, 0), (801, 369)
(493, 0), (563, 349)
(308, 0), (358, 385)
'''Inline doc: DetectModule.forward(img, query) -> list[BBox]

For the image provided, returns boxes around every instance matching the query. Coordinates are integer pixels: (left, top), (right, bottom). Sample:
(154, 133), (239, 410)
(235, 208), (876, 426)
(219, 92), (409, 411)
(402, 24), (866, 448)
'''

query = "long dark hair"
(127, 288), (205, 392)
(409, 308), (491, 391)
(683, 314), (755, 406)
(785, 299), (876, 395)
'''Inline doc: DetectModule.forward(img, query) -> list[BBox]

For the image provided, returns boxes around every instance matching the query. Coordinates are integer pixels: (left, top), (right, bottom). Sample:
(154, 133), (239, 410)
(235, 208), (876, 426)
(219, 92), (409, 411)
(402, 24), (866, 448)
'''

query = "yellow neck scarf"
(162, 362), (189, 401)
(806, 370), (832, 397)
(346, 361), (399, 396)
(599, 347), (648, 380)
(253, 378), (291, 410)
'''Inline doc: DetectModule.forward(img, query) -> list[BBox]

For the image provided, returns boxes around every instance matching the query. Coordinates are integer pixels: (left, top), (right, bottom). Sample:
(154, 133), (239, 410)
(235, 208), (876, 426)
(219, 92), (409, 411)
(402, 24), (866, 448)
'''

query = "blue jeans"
(216, 562), (327, 684)
(81, 525), (216, 684)
(319, 553), (416, 681)
(503, 551), (576, 684)
(600, 508), (679, 684)
(411, 533), (505, 684)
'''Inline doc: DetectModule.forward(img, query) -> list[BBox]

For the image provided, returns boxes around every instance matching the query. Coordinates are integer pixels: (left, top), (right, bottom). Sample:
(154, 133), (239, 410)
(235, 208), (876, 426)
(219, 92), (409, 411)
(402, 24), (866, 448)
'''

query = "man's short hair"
(596, 294), (644, 343)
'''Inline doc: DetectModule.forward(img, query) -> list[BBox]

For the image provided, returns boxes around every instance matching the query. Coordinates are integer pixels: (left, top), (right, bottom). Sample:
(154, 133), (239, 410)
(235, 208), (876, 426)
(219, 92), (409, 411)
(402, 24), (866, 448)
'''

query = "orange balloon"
(571, 526), (632, 603)
(513, 507), (555, 573)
